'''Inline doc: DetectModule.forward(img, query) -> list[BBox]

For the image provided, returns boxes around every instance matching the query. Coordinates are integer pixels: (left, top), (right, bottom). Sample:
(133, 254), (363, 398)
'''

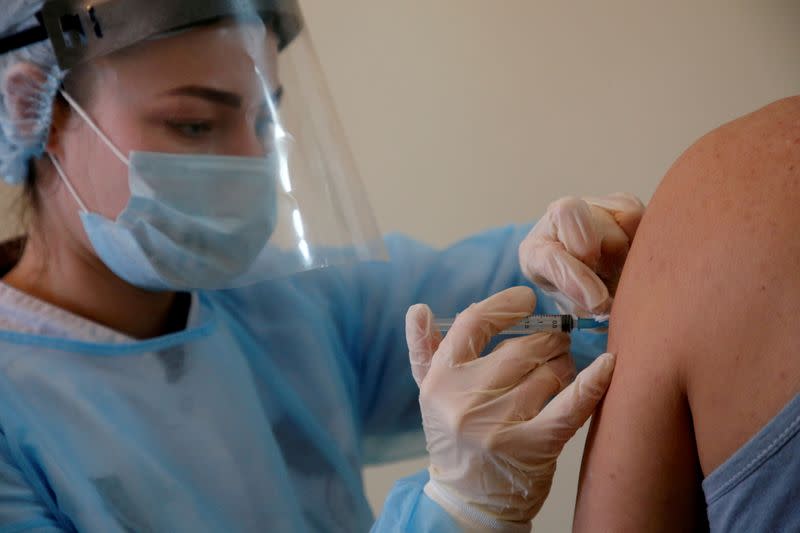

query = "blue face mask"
(50, 92), (278, 291)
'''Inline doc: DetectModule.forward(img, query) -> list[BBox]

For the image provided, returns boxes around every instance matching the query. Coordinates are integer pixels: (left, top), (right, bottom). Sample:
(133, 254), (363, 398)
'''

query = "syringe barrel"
(434, 314), (574, 335)
(509, 314), (573, 333)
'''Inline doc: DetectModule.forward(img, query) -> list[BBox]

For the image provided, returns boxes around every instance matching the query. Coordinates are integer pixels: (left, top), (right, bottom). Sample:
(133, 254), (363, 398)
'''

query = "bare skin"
(573, 95), (800, 531)
(1, 23), (280, 339)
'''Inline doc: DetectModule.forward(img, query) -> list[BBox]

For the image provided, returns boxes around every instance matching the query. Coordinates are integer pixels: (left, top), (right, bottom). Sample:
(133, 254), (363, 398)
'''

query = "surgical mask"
(50, 90), (278, 291)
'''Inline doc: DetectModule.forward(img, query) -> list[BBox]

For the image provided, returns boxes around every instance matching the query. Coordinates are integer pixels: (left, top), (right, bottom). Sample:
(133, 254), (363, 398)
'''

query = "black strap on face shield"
(0, 0), (303, 70)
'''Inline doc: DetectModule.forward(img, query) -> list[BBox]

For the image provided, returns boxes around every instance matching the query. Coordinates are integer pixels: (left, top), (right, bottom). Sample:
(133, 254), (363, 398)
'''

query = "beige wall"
(0, 0), (797, 530)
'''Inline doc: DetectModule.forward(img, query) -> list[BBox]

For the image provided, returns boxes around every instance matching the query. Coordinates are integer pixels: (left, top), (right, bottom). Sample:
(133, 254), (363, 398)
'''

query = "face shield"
(0, 0), (386, 290)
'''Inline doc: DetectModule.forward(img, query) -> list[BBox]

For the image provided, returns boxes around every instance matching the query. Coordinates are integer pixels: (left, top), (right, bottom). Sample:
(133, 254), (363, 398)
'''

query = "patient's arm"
(573, 96), (800, 531)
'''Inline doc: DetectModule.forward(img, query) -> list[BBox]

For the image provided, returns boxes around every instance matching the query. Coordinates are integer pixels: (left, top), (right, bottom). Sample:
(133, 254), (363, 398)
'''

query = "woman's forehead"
(90, 22), (281, 96)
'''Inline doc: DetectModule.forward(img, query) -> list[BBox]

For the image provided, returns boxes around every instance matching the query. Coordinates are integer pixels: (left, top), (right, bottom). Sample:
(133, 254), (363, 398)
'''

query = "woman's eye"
(167, 121), (213, 138)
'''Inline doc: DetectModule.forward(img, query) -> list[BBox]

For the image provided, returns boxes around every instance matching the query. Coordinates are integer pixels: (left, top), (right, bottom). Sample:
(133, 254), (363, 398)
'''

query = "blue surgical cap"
(0, 1), (64, 185)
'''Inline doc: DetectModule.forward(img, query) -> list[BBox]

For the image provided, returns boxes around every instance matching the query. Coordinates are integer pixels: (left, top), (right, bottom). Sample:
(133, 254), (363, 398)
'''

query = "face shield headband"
(0, 0), (303, 69)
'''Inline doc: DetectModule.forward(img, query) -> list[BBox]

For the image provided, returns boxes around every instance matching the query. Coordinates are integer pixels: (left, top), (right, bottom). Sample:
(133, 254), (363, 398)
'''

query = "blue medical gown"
(0, 225), (607, 532)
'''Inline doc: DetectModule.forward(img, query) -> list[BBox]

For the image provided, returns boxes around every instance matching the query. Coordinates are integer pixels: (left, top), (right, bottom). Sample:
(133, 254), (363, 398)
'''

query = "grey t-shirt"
(703, 391), (800, 531)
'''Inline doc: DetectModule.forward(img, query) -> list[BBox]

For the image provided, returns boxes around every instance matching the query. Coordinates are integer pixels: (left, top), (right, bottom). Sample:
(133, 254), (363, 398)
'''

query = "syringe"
(434, 314), (607, 336)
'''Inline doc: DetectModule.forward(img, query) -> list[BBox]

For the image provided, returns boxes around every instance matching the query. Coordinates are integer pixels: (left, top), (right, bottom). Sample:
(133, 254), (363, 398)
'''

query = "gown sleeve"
(371, 470), (463, 533)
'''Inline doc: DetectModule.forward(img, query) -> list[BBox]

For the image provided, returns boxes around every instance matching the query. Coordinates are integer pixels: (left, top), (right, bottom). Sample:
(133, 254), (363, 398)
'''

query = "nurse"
(0, 1), (643, 531)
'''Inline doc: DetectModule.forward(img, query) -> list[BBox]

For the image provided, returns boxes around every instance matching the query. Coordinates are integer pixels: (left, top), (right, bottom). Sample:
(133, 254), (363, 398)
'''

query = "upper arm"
(572, 194), (707, 531)
(574, 96), (800, 531)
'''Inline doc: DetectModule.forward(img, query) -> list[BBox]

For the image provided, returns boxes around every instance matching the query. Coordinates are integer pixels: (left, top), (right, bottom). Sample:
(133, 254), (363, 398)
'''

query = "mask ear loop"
(49, 89), (132, 214)
(48, 152), (89, 213)
(58, 89), (130, 166)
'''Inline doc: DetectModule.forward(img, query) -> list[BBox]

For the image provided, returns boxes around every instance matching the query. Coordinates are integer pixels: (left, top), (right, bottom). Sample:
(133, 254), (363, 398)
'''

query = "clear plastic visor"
(60, 14), (385, 287)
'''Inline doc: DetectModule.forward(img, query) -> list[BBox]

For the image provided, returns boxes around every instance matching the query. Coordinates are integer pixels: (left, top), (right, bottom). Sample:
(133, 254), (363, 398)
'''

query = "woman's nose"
(226, 126), (270, 158)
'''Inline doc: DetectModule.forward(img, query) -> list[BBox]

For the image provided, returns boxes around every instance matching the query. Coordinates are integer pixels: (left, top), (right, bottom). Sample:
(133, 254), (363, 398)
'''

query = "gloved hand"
(519, 193), (645, 317)
(406, 287), (616, 531)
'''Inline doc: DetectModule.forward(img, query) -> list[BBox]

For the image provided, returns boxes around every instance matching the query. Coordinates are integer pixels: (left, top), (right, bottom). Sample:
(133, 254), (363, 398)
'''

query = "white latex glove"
(406, 287), (616, 531)
(520, 193), (645, 317)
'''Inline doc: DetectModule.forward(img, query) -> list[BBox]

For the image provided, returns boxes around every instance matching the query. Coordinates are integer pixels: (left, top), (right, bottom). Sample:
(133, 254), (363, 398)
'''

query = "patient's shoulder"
(634, 96), (800, 275)
(654, 95), (800, 221)
(618, 94), (800, 475)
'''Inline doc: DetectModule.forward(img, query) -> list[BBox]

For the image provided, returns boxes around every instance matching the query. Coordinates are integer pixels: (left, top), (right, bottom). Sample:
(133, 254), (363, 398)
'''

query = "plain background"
(0, 0), (798, 530)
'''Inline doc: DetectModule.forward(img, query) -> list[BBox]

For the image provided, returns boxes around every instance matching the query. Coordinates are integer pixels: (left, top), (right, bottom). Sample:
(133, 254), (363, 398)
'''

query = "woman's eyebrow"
(162, 85), (284, 107)
(162, 86), (242, 108)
